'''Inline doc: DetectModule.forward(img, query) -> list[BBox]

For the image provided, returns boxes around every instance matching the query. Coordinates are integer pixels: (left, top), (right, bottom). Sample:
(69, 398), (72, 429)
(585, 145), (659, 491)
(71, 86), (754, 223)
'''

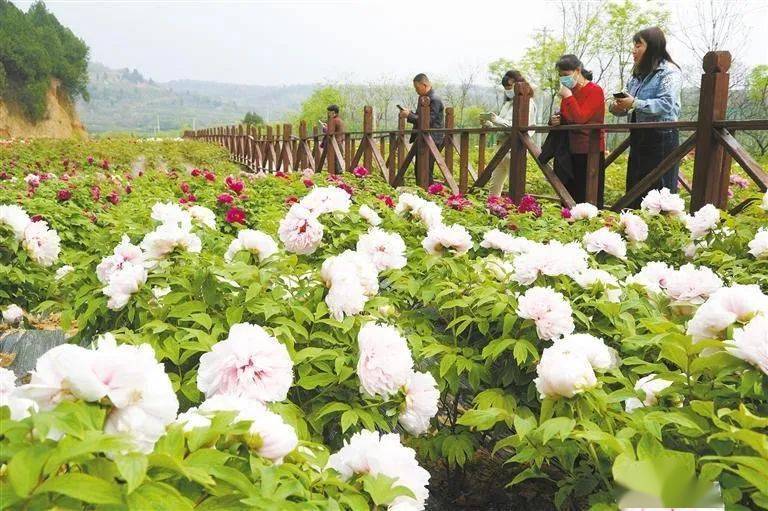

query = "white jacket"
(491, 98), (537, 129)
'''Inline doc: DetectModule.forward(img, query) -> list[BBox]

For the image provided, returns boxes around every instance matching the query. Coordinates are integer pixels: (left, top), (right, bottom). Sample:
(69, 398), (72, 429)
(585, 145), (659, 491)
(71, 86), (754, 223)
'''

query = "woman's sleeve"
(560, 86), (604, 124)
(633, 69), (681, 117)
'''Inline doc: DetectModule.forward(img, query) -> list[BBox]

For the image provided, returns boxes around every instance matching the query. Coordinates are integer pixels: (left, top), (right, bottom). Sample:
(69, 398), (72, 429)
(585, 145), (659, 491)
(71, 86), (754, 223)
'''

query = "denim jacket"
(617, 60), (682, 123)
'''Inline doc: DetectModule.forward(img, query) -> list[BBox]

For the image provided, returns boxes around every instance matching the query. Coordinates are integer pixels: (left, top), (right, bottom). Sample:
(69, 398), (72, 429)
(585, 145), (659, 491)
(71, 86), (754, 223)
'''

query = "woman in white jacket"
(484, 70), (537, 197)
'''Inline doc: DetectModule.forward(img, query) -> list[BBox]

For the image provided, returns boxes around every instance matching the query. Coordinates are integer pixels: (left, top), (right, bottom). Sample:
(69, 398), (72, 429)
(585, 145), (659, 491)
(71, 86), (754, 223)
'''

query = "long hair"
(632, 27), (678, 78)
(501, 70), (534, 98)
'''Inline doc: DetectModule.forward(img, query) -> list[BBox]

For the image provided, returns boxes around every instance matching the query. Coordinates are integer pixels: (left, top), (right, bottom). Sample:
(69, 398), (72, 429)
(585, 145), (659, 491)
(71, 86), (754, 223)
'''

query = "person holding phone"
(549, 55), (606, 206)
(483, 70), (538, 197)
(401, 73), (444, 184)
(321, 104), (345, 172)
(610, 26), (682, 208)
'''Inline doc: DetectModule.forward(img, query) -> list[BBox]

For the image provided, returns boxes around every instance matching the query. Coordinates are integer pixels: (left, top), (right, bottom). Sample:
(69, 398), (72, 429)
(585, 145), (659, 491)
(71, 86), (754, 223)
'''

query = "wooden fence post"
(509, 81), (532, 202)
(444, 107), (456, 190)
(363, 106), (373, 171)
(691, 51), (731, 211)
(327, 114), (337, 175)
(416, 95), (431, 188)
(282, 123), (292, 171)
(397, 112), (407, 175)
(298, 120), (308, 169)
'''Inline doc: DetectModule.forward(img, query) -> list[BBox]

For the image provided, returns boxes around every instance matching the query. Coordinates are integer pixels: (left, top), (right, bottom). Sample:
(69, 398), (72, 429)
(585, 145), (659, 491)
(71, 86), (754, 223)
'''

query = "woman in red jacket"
(549, 54), (606, 207)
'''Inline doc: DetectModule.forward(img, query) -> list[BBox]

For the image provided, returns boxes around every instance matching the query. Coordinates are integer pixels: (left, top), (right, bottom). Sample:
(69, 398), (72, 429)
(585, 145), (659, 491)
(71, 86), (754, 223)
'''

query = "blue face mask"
(559, 75), (576, 89)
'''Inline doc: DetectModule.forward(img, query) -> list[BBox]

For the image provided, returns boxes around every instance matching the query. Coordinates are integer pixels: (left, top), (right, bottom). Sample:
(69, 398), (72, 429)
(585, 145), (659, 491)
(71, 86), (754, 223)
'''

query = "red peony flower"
(91, 186), (101, 201)
(352, 166), (370, 178)
(217, 193), (234, 205)
(303, 178), (314, 188)
(179, 197), (188, 204)
(204, 171), (216, 181)
(57, 189), (72, 202)
(191, 168), (202, 177)
(275, 171), (289, 179)
(285, 195), (299, 205)
(180, 182), (191, 194)
(446, 193), (471, 211)
(225, 206), (246, 224)
(107, 191), (120, 205)
(87, 156), (94, 165)
(516, 194), (542, 217)
(377, 194), (395, 208)
(60, 173), (70, 182)
(31, 214), (44, 223)
(101, 159), (110, 170)
(125, 185), (132, 194)
(186, 194), (197, 202)
(561, 207), (572, 219)
(337, 182), (354, 196)
(225, 175), (244, 193)
(488, 203), (509, 218)
(427, 183), (445, 195)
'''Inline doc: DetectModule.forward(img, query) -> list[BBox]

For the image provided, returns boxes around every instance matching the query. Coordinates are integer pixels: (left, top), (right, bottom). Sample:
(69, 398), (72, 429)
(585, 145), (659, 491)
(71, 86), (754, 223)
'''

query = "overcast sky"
(10, 0), (768, 86)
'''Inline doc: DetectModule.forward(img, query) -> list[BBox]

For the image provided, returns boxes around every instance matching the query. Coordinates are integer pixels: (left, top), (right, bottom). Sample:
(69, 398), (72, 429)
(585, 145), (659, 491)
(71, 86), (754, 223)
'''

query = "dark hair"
(632, 26), (678, 78)
(326, 104), (339, 114)
(555, 54), (592, 81)
(501, 70), (534, 98)
(413, 73), (430, 84)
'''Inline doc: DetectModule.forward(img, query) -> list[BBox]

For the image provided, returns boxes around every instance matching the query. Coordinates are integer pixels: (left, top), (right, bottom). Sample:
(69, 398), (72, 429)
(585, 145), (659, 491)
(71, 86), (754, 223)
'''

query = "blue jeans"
(626, 128), (680, 208)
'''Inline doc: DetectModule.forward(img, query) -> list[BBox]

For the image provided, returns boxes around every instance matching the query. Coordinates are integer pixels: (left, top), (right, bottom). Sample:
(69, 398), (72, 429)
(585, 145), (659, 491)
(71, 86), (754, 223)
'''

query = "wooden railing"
(183, 51), (768, 213)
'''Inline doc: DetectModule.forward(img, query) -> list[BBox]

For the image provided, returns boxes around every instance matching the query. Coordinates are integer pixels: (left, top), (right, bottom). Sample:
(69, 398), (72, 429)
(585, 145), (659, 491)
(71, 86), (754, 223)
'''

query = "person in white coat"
(483, 70), (538, 197)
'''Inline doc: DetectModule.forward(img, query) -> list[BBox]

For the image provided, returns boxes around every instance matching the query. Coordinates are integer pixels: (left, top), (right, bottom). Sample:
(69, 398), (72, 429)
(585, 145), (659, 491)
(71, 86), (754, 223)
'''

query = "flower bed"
(1, 137), (767, 510)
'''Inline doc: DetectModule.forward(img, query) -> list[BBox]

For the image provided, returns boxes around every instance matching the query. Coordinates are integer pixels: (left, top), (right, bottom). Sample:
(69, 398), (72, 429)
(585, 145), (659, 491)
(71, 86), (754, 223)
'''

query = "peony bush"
(1, 137), (767, 510)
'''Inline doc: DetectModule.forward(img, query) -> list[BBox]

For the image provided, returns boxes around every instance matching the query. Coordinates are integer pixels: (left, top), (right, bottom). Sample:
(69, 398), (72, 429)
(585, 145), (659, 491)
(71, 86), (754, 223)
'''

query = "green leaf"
(341, 409), (357, 433)
(538, 417), (575, 445)
(8, 444), (50, 497)
(115, 453), (148, 494)
(34, 473), (123, 504)
(128, 481), (195, 511)
(457, 408), (508, 431)
(361, 473), (414, 506)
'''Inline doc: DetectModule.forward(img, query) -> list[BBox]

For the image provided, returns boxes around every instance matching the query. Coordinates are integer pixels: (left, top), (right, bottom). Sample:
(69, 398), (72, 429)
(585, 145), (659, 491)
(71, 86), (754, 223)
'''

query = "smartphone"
(396, 104), (405, 111)
(613, 92), (629, 99)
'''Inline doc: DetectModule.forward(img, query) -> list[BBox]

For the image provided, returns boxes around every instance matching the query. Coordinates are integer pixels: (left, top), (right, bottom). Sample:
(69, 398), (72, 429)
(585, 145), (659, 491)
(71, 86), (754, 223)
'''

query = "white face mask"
(504, 89), (515, 99)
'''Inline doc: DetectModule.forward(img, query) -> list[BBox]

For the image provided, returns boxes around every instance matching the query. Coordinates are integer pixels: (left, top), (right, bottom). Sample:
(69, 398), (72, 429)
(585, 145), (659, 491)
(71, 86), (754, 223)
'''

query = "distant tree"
(515, 30), (566, 117)
(296, 86), (345, 127)
(242, 111), (264, 126)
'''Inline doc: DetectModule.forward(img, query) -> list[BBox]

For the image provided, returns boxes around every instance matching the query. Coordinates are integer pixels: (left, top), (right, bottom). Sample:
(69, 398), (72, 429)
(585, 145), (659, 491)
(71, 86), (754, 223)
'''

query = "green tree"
(296, 86), (345, 127)
(487, 57), (515, 86)
(516, 31), (567, 117)
(242, 111), (264, 126)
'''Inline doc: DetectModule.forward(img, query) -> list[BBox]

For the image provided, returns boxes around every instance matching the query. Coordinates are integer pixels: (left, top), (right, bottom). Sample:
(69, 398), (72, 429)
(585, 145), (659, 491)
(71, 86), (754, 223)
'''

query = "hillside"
(0, 79), (86, 139)
(76, 63), (316, 135)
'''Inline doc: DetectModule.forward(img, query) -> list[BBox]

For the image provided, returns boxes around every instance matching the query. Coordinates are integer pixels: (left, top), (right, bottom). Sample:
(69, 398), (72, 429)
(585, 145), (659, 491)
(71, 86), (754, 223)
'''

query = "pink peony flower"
(516, 286), (575, 341)
(180, 182), (190, 194)
(516, 194), (542, 217)
(377, 194), (395, 208)
(197, 323), (294, 402)
(278, 204), (324, 255)
(337, 182), (354, 196)
(446, 194), (471, 211)
(225, 207), (246, 224)
(87, 156), (94, 165)
(427, 183), (445, 195)
(356, 323), (414, 397)
(217, 193), (234, 205)
(91, 186), (101, 201)
(56, 189), (72, 201)
(352, 166), (370, 178)
(561, 207), (572, 219)
(303, 178), (314, 188)
(225, 175), (244, 193)
(107, 191), (120, 205)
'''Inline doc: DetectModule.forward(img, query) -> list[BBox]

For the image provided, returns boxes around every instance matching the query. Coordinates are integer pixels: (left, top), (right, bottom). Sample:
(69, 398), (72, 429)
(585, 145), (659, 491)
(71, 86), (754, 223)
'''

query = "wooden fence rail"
(183, 51), (768, 213)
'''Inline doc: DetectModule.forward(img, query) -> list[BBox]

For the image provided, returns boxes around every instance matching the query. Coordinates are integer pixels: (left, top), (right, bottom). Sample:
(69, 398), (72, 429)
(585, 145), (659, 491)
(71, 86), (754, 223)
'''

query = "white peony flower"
(625, 261), (672, 295)
(512, 241), (589, 285)
(0, 367), (37, 420)
(727, 315), (768, 375)
(140, 223), (201, 262)
(534, 346), (597, 399)
(151, 202), (192, 230)
(640, 188), (685, 216)
(748, 229), (768, 259)
(0, 204), (31, 240)
(686, 285), (768, 342)
(325, 278), (368, 321)
(224, 229), (278, 263)
(2, 304), (23, 325)
(684, 203), (720, 240)
(329, 430), (430, 511)
(422, 223), (473, 256)
(550, 334), (619, 372)
(151, 286), (171, 300)
(197, 323), (293, 403)
(105, 405), (171, 454)
(624, 374), (674, 412)
(102, 263), (147, 310)
(22, 221), (61, 267)
(188, 205), (217, 229)
(278, 204), (324, 255)
(357, 323), (414, 398)
(396, 193), (443, 228)
(762, 190), (768, 211)
(321, 250), (379, 296)
(244, 405), (299, 463)
(398, 371), (439, 436)
(572, 269), (622, 302)
(359, 204), (382, 226)
(516, 287), (575, 341)
(300, 186), (351, 216)
(664, 264), (723, 309)
(24, 174), (40, 187)
(356, 228), (407, 272)
(480, 229), (537, 255)
(568, 203), (599, 222)
(619, 212), (648, 243)
(484, 255), (515, 281)
(96, 235), (144, 285)
(54, 265), (74, 281)
(583, 227), (627, 259)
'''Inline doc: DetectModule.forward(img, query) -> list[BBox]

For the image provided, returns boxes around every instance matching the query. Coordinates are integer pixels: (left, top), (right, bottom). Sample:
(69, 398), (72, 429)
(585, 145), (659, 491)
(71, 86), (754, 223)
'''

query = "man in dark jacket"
(402, 73), (444, 183)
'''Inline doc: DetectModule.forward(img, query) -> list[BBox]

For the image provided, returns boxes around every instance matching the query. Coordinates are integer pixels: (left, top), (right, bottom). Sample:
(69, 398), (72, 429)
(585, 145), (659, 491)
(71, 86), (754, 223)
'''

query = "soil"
(0, 78), (87, 139)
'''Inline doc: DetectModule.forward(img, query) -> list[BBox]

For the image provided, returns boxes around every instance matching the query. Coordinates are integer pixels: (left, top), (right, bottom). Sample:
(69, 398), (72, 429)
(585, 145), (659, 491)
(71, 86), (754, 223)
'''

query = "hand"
(549, 114), (561, 127)
(319, 121), (327, 129)
(558, 84), (572, 98)
(400, 108), (411, 116)
(614, 95), (635, 111)
(482, 120), (494, 128)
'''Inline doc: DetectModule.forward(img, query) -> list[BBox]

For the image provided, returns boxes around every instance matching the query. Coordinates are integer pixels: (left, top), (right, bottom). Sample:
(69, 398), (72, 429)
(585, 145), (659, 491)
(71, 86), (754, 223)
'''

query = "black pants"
(626, 128), (680, 209)
(415, 140), (444, 184)
(565, 153), (606, 208)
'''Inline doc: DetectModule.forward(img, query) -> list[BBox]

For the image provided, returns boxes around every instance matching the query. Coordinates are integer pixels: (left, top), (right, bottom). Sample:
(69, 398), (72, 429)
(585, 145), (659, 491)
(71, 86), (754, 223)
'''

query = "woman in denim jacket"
(610, 26), (682, 208)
